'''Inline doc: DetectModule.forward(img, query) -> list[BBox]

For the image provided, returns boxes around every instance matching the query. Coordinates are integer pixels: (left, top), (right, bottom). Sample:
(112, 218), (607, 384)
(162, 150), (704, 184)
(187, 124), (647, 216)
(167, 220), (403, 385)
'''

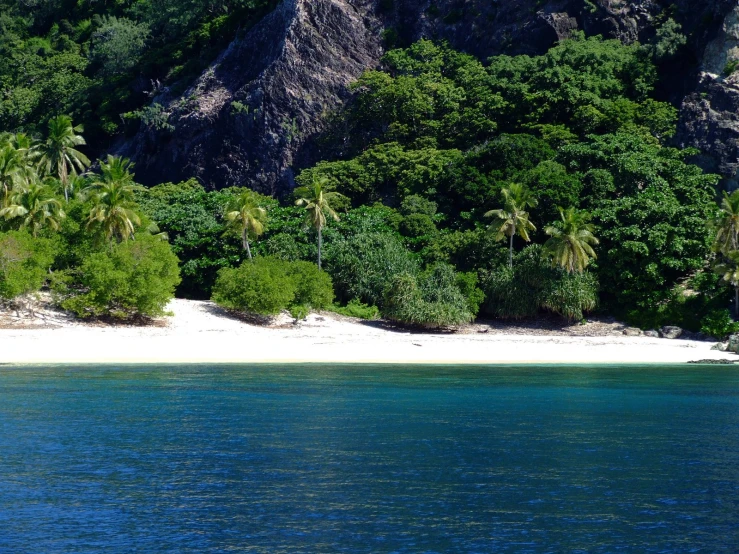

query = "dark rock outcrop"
(118, 0), (383, 193)
(119, 0), (739, 192)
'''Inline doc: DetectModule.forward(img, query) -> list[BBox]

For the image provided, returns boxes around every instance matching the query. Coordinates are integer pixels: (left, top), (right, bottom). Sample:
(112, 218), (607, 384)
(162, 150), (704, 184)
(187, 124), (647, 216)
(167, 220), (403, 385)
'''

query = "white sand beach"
(0, 299), (734, 365)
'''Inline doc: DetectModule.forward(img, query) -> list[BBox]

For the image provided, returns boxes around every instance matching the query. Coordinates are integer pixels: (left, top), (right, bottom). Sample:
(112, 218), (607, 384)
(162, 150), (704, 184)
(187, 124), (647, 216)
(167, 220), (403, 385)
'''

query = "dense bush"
(700, 309), (739, 340)
(212, 257), (296, 315)
(329, 299), (380, 320)
(59, 234), (181, 319)
(481, 246), (598, 320)
(383, 264), (473, 327)
(325, 232), (419, 308)
(286, 260), (334, 309)
(0, 231), (57, 300)
(211, 257), (334, 316)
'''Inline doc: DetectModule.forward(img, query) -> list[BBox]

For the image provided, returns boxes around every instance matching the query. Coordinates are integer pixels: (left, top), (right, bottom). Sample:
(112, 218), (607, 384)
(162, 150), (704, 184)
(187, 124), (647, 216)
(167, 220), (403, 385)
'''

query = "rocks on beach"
(660, 326), (684, 340)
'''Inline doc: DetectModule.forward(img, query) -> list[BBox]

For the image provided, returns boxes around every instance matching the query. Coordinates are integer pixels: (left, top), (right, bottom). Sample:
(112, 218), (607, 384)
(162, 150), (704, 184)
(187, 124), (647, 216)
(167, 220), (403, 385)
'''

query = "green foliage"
(383, 264), (473, 327)
(136, 180), (256, 297)
(90, 16), (150, 76)
(329, 299), (380, 320)
(325, 231), (419, 308)
(59, 233), (181, 319)
(699, 309), (739, 340)
(481, 245), (598, 320)
(651, 19), (687, 61)
(0, 231), (57, 300)
(286, 260), (334, 309)
(0, 0), (278, 140)
(211, 257), (334, 316)
(560, 132), (718, 312)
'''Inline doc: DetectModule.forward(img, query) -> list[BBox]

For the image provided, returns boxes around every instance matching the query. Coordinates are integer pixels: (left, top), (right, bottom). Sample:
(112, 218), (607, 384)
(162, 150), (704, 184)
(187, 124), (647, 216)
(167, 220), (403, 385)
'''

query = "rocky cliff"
(119, 0), (739, 191)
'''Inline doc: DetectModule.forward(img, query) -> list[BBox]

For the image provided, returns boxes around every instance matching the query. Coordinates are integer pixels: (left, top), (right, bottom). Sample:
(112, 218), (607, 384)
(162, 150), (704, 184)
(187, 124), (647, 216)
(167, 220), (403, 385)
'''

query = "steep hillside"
(117, 0), (739, 191)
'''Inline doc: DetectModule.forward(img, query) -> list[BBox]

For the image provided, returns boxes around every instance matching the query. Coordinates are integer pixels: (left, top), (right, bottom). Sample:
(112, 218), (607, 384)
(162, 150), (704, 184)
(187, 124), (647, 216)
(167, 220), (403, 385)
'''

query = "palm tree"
(485, 183), (538, 268)
(713, 190), (739, 254)
(715, 250), (739, 317)
(544, 207), (600, 273)
(85, 156), (144, 242)
(0, 181), (65, 237)
(38, 115), (90, 202)
(224, 190), (267, 260)
(295, 177), (346, 269)
(0, 144), (25, 207)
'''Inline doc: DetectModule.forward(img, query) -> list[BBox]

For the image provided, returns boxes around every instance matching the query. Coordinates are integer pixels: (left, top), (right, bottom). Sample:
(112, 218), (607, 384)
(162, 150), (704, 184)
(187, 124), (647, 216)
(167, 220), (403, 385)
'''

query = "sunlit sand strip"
(0, 300), (733, 366)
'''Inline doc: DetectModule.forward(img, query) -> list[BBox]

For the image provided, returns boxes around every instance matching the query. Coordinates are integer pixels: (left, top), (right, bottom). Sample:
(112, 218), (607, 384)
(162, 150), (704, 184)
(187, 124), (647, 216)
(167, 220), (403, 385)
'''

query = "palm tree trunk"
(735, 285), (738, 318)
(243, 230), (253, 260)
(60, 160), (69, 203)
(317, 227), (322, 269)
(508, 232), (514, 268)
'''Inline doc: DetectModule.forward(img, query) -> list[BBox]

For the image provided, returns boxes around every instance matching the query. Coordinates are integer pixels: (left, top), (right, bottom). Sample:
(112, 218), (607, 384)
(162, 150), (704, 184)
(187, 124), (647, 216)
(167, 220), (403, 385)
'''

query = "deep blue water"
(1, 364), (739, 553)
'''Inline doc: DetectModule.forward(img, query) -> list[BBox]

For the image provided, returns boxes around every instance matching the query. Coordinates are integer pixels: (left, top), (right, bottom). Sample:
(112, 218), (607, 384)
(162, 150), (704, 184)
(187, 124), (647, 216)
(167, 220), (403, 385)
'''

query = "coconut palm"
(85, 156), (144, 242)
(544, 207), (600, 273)
(0, 181), (65, 237)
(485, 183), (538, 268)
(713, 190), (739, 254)
(0, 144), (26, 207)
(224, 190), (267, 260)
(715, 250), (739, 316)
(38, 115), (90, 202)
(295, 177), (346, 269)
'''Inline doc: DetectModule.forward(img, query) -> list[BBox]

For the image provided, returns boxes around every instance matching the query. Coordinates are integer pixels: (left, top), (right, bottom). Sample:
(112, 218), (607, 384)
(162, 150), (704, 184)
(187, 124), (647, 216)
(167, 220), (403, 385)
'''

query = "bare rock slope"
(120, 0), (739, 192)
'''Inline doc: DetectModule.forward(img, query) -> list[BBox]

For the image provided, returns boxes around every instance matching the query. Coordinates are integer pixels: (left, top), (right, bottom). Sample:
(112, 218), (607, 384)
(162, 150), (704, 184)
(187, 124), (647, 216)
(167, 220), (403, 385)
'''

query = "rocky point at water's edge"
(116, 0), (739, 193)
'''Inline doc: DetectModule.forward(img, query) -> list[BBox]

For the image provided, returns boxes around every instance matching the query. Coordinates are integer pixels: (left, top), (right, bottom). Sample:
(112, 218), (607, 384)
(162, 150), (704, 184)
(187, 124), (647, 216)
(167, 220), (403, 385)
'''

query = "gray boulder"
(728, 334), (739, 353)
(623, 328), (643, 337)
(712, 342), (730, 351)
(660, 326), (684, 339)
(644, 329), (660, 338)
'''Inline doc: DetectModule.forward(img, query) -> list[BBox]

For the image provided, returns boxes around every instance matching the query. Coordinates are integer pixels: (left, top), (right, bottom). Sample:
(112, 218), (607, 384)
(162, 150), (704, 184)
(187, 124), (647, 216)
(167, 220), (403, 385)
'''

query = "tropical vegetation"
(0, 29), (736, 330)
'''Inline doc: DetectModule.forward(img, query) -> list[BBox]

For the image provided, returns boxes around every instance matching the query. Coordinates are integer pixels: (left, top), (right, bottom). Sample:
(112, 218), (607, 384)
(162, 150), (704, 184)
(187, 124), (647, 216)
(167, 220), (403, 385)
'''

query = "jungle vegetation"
(1, 28), (737, 334)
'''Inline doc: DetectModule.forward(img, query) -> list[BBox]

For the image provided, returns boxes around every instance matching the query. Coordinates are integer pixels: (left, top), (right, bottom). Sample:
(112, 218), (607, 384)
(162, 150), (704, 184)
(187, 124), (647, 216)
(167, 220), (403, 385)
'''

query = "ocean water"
(0, 364), (738, 553)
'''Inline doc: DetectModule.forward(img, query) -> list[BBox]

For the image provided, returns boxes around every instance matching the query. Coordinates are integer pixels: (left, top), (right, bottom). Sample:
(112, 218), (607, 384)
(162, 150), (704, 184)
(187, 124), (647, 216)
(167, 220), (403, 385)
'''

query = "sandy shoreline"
(0, 299), (735, 365)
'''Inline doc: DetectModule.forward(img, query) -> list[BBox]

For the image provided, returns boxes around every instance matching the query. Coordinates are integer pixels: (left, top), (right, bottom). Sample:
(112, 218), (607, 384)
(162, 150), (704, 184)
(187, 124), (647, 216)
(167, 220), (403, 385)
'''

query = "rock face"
(118, 0), (384, 193)
(119, 0), (739, 192)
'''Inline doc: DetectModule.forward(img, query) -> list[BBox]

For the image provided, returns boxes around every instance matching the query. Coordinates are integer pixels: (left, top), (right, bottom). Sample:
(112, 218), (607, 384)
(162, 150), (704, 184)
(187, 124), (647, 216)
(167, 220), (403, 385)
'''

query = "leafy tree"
(383, 263), (473, 327)
(0, 231), (57, 301)
(224, 190), (267, 260)
(715, 250), (739, 317)
(325, 231), (419, 308)
(295, 177), (346, 269)
(712, 190), (739, 254)
(481, 245), (598, 320)
(0, 182), (65, 237)
(485, 183), (538, 268)
(58, 233), (181, 319)
(0, 144), (28, 207)
(211, 257), (333, 316)
(544, 207), (599, 273)
(91, 16), (150, 77)
(85, 156), (144, 242)
(38, 116), (90, 203)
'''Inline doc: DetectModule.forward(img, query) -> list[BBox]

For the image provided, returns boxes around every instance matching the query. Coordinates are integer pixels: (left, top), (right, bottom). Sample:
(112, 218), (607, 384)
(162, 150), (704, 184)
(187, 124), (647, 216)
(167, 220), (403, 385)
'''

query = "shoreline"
(0, 299), (735, 366)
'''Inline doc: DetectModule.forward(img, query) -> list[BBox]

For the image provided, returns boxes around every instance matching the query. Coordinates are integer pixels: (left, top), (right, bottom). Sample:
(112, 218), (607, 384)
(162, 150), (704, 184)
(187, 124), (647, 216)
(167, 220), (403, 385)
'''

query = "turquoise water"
(1, 364), (739, 552)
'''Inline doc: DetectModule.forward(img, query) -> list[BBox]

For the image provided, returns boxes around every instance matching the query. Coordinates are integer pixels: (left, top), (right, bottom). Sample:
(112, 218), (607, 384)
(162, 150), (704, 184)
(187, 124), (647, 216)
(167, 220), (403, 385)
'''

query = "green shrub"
(285, 260), (334, 309)
(481, 245), (598, 320)
(326, 232), (419, 308)
(700, 309), (739, 339)
(0, 231), (57, 300)
(383, 264), (473, 327)
(59, 234), (181, 319)
(455, 271), (485, 317)
(211, 257), (334, 316)
(212, 257), (296, 315)
(329, 299), (381, 319)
